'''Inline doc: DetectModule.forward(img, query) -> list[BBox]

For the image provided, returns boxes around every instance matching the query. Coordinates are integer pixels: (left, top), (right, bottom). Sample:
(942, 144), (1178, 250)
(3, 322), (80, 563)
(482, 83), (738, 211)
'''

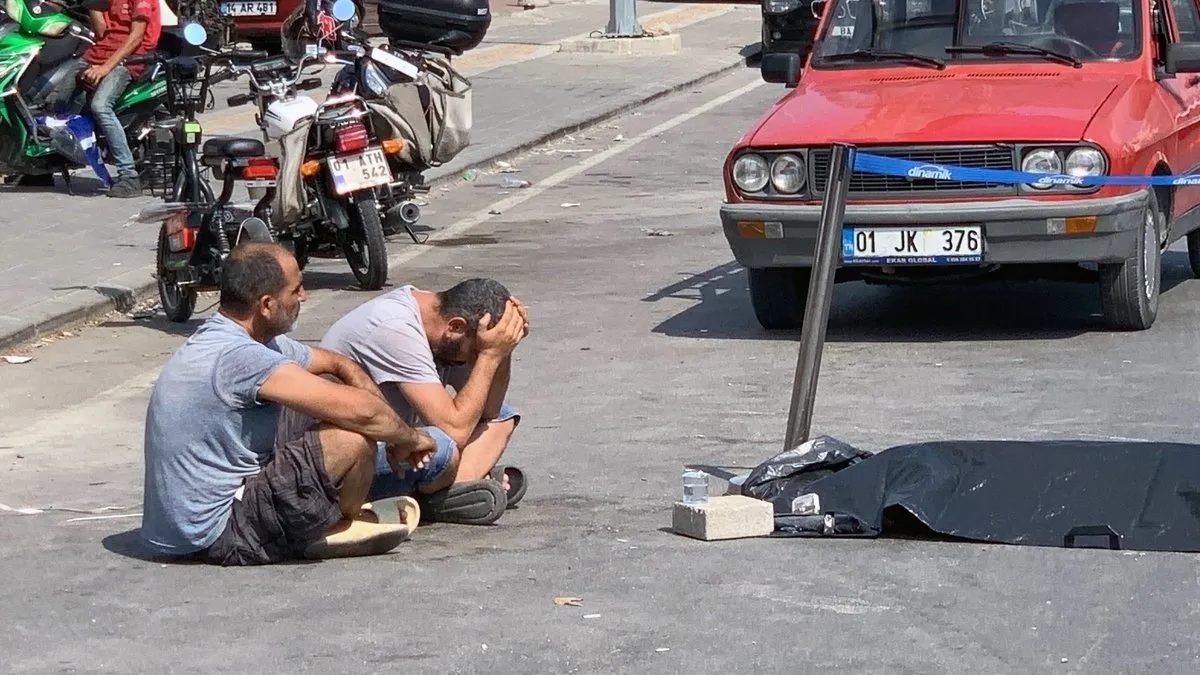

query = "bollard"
(782, 142), (856, 451)
(605, 0), (644, 36)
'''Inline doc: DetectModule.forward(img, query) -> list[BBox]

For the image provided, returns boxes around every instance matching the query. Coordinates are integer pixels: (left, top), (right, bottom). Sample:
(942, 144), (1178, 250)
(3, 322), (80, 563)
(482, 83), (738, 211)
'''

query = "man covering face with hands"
(314, 278), (530, 526)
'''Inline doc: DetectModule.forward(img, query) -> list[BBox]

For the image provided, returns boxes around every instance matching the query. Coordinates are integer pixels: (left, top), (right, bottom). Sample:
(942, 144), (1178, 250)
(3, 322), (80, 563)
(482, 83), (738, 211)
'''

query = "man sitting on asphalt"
(140, 242), (437, 566)
(313, 278), (530, 525)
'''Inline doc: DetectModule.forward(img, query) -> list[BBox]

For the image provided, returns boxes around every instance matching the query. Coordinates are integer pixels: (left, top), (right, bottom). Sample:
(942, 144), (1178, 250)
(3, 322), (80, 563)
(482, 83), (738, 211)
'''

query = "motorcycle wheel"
(341, 192), (388, 290)
(157, 224), (197, 323)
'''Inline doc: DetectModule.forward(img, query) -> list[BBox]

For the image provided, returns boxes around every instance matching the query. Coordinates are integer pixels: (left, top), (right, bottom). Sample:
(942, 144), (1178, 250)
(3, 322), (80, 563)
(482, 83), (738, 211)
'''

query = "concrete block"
(558, 32), (682, 56)
(672, 495), (775, 541)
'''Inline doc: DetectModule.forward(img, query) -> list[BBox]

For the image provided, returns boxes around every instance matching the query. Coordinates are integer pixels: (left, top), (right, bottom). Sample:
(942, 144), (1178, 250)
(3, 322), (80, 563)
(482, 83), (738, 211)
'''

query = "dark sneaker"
(106, 176), (142, 198)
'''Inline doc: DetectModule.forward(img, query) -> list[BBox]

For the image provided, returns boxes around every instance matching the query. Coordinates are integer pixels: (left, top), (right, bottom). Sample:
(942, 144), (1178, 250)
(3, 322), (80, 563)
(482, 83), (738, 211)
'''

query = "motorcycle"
(131, 22), (282, 322)
(320, 8), (478, 239)
(0, 0), (190, 191)
(222, 0), (396, 290)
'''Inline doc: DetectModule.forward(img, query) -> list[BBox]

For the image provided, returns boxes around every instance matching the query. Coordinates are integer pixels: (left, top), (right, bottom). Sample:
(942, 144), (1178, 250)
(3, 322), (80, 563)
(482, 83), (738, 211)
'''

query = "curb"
(0, 55), (748, 354)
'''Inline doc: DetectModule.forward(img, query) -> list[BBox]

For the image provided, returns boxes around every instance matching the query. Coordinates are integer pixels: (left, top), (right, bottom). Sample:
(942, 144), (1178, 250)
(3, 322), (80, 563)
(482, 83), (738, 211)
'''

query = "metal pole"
(783, 142), (856, 451)
(605, 0), (644, 37)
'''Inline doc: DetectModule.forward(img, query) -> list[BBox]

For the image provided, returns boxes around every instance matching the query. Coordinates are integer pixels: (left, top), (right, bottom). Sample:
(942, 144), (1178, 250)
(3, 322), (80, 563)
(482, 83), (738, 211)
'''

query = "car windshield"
(812, 0), (1140, 65)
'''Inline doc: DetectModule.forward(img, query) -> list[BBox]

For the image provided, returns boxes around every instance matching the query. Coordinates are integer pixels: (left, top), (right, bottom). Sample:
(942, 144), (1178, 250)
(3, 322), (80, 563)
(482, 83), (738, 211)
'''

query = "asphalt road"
(3, 66), (1200, 673)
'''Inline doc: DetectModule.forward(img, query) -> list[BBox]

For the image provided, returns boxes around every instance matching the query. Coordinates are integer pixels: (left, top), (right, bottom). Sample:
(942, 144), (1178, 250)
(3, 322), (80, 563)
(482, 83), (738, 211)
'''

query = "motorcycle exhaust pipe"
(396, 200), (421, 225)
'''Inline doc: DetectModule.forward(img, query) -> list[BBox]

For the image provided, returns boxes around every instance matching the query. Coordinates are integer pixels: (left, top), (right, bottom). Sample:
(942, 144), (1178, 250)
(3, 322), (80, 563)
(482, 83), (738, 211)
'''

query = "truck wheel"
(1099, 189), (1163, 330)
(748, 267), (811, 330)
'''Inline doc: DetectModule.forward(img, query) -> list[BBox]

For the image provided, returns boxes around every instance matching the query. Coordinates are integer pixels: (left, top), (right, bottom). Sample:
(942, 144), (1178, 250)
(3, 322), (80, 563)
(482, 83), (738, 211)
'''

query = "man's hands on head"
(477, 298), (528, 358)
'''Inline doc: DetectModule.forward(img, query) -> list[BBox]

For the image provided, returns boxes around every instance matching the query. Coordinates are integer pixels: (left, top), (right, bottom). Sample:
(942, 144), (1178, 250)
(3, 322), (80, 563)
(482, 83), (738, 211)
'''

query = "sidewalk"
(0, 0), (761, 351)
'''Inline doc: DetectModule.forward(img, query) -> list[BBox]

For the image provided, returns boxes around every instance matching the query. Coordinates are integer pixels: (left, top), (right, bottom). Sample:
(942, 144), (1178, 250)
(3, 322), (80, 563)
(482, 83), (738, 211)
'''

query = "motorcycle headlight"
(770, 153), (806, 194)
(733, 153), (769, 193)
(1065, 148), (1105, 176)
(359, 60), (389, 97)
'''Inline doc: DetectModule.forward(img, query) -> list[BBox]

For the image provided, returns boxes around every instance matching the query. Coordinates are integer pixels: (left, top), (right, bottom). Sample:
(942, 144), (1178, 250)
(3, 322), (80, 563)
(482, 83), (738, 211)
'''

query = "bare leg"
(416, 447), (460, 495)
(454, 418), (516, 488)
(301, 423), (411, 559)
(314, 424), (375, 520)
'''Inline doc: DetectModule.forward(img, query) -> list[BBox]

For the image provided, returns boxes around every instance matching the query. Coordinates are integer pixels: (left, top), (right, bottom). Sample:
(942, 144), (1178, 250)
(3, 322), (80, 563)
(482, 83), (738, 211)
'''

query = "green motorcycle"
(0, 0), (191, 191)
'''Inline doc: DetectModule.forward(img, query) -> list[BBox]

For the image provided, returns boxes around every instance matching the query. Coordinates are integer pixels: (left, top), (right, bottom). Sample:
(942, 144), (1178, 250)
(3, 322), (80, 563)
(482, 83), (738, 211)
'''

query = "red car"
(722, 0), (1200, 331)
(222, 0), (379, 50)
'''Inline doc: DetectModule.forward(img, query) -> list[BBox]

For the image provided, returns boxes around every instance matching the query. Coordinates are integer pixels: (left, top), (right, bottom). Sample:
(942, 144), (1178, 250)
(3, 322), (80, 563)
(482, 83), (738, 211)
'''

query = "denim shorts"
(368, 401), (519, 499)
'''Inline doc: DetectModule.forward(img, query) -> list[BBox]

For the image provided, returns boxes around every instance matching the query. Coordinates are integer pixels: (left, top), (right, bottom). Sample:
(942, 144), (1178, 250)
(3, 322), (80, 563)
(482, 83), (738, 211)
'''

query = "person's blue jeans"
(44, 59), (137, 180)
(89, 65), (136, 180)
(367, 401), (520, 500)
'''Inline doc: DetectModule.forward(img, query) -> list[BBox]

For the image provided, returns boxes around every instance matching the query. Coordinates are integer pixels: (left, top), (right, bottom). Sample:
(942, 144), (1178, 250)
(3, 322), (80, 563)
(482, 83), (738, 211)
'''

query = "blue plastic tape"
(851, 151), (1200, 187)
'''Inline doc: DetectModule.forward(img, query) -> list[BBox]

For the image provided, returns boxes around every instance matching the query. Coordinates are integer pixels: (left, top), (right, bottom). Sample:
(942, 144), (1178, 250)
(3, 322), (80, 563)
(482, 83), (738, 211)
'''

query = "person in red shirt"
(46, 0), (161, 197)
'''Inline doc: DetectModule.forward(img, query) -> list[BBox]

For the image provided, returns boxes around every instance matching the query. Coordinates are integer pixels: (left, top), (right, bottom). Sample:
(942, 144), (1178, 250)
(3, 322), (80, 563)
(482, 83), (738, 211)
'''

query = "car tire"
(1099, 188), (1163, 331)
(250, 35), (282, 54)
(1187, 228), (1200, 278)
(748, 266), (811, 330)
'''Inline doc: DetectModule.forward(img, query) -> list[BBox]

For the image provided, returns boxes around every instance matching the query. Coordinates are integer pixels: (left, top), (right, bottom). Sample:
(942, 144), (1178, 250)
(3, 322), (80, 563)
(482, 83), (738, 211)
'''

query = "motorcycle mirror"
(182, 22), (208, 46)
(330, 0), (356, 22)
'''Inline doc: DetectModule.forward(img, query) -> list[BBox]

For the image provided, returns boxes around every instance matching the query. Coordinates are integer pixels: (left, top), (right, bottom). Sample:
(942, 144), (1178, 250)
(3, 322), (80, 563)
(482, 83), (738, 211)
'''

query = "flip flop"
(415, 479), (507, 525)
(361, 496), (422, 528)
(489, 465), (527, 508)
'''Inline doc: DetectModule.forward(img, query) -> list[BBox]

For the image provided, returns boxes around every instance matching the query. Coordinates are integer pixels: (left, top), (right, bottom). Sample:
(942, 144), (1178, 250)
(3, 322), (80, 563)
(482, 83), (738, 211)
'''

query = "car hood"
(750, 71), (1123, 146)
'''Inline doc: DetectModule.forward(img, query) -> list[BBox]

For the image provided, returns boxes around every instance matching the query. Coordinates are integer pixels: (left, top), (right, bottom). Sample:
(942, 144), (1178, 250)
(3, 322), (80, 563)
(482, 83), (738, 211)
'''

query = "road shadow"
(45, 284), (145, 314)
(102, 528), (324, 566)
(644, 256), (1195, 342)
(741, 41), (764, 67)
(102, 528), (188, 563)
(0, 174), (108, 196)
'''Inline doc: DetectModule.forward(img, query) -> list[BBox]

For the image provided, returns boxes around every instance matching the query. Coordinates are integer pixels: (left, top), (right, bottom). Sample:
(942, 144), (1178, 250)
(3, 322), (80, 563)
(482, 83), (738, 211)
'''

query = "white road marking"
(0, 74), (766, 450)
(370, 75), (766, 277)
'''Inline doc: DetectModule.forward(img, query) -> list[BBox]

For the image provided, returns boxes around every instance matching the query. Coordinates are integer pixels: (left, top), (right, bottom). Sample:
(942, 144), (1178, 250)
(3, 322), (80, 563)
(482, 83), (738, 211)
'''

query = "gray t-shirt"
(140, 312), (312, 555)
(320, 285), (464, 427)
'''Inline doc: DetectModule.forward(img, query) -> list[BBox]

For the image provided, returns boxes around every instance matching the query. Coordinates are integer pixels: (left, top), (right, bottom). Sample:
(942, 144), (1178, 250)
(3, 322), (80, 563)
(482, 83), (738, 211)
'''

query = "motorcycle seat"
(202, 137), (265, 159)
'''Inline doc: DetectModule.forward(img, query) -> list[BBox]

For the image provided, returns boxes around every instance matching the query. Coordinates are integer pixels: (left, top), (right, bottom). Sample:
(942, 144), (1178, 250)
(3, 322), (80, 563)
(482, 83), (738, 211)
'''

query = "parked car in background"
(760, 0), (821, 57)
(722, 0), (1200, 332)
(221, 0), (382, 50)
(222, 0), (301, 50)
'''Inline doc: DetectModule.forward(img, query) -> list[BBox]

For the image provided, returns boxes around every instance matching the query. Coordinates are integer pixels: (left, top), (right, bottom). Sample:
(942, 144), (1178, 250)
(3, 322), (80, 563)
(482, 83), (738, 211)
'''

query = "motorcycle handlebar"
(219, 49), (271, 63)
(226, 93), (257, 107)
(123, 52), (160, 66)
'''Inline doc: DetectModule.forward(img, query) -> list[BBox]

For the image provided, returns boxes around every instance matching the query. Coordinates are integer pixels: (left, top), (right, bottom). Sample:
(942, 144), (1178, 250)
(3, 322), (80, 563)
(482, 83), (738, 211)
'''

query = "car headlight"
(1021, 149), (1063, 175)
(764, 0), (802, 13)
(733, 153), (769, 193)
(1022, 148), (1064, 190)
(1065, 148), (1105, 176)
(770, 153), (806, 194)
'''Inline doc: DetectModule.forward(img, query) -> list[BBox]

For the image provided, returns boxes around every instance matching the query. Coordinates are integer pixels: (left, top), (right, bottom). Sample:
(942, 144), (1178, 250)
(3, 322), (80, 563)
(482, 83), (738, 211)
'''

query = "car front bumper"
(719, 189), (1149, 268)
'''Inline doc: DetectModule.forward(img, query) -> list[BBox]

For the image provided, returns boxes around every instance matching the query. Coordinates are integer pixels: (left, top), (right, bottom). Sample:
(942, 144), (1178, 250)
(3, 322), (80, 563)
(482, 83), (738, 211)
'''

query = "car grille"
(809, 144), (1017, 196)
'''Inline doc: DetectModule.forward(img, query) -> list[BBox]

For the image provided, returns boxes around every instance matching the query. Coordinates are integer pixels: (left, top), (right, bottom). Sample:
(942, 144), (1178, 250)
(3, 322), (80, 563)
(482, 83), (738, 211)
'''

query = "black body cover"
(741, 436), (1200, 553)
